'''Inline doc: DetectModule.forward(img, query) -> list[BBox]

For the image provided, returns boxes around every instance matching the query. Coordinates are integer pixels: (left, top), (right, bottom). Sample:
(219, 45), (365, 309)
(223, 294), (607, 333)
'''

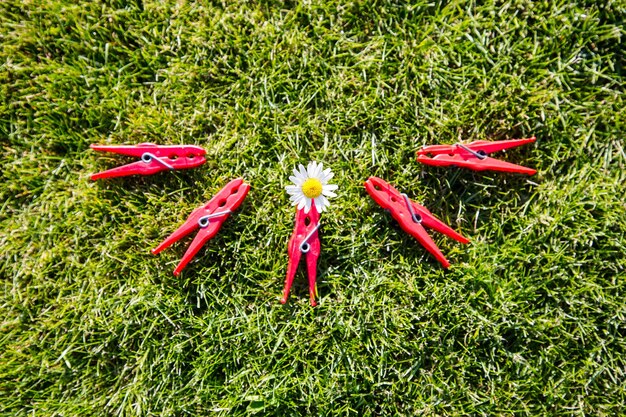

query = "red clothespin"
(364, 176), (469, 268)
(151, 178), (250, 275)
(417, 137), (536, 175)
(281, 203), (321, 306)
(90, 143), (207, 180)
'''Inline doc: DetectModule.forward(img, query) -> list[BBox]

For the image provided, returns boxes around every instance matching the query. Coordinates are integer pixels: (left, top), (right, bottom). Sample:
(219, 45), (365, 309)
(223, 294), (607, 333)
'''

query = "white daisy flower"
(285, 161), (338, 214)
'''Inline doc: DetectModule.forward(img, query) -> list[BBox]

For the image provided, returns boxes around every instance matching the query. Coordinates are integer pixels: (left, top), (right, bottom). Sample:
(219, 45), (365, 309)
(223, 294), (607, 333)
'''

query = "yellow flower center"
(301, 178), (323, 199)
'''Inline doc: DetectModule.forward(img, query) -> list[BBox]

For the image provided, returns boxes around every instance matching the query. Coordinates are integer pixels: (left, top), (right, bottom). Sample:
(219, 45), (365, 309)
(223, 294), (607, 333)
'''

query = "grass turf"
(1, 0), (625, 415)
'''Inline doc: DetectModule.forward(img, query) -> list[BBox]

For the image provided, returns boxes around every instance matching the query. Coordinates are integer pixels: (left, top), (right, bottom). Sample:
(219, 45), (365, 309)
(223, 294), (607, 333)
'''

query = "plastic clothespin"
(151, 178), (250, 275)
(416, 137), (537, 175)
(364, 176), (469, 268)
(90, 143), (207, 180)
(281, 203), (321, 306)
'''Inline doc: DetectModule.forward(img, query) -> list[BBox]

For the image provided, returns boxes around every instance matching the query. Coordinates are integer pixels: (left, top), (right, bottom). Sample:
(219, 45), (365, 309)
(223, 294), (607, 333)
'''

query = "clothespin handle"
(90, 143), (207, 179)
(417, 137), (536, 175)
(151, 178), (250, 275)
(282, 204), (321, 306)
(364, 176), (469, 268)
(417, 137), (536, 157)
(90, 143), (206, 158)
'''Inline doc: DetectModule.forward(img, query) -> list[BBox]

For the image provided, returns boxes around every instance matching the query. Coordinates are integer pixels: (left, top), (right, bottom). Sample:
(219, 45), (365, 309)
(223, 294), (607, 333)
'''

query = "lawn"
(1, 0), (625, 415)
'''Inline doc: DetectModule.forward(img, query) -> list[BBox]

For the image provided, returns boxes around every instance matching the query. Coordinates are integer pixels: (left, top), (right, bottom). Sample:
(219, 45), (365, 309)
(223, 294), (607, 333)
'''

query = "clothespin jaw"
(151, 178), (250, 275)
(417, 137), (536, 175)
(281, 203), (321, 306)
(90, 143), (207, 180)
(364, 176), (469, 268)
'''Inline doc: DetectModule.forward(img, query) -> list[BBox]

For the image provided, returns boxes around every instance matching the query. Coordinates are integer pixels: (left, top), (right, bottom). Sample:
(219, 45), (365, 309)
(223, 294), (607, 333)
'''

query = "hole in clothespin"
(169, 154), (178, 160)
(218, 199), (227, 207)
(188, 154), (195, 159)
(231, 187), (239, 194)
(304, 216), (311, 226)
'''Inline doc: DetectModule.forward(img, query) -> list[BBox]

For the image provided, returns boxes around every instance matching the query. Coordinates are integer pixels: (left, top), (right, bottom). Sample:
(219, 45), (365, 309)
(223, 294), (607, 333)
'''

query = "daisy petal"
(286, 185), (300, 194)
(314, 162), (322, 178)
(314, 196), (325, 212)
(289, 175), (304, 186)
(324, 184), (338, 191)
(313, 162), (323, 178)
(294, 197), (305, 207)
(298, 164), (308, 179)
(304, 198), (312, 213)
(320, 195), (330, 210)
(322, 168), (334, 182)
(322, 188), (337, 198)
(294, 166), (300, 179)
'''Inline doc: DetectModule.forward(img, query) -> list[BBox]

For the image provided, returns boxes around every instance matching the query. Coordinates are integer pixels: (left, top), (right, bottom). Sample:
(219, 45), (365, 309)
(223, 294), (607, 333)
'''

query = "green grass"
(1, 0), (625, 415)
